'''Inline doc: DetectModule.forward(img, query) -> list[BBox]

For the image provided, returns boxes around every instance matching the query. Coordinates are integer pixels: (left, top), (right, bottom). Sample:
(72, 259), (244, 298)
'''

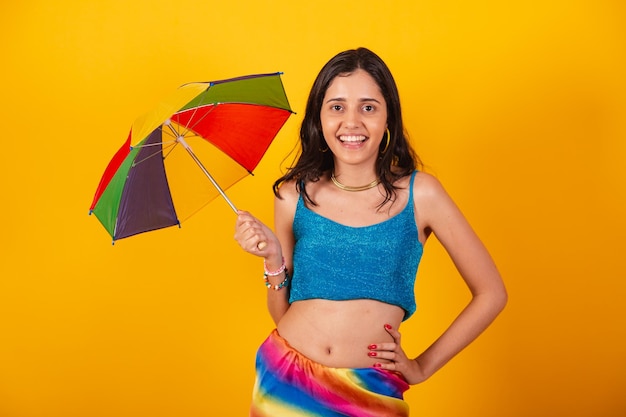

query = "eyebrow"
(325, 97), (382, 104)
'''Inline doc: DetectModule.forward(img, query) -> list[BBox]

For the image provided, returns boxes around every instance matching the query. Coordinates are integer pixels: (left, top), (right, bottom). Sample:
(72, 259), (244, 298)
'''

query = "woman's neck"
(331, 164), (378, 185)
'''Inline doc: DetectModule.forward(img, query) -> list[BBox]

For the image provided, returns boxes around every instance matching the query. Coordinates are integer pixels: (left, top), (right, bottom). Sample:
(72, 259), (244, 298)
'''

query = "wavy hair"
(273, 47), (421, 208)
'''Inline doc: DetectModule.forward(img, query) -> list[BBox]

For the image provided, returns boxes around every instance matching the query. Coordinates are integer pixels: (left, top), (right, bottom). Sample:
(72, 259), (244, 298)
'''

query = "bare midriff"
(276, 298), (405, 368)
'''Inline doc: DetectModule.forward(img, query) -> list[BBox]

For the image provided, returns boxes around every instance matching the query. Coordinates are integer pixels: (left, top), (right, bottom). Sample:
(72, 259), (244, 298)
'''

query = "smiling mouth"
(339, 135), (367, 143)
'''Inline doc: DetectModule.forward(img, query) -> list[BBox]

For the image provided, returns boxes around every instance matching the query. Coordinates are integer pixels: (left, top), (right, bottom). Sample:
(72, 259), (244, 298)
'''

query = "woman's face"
(320, 69), (388, 168)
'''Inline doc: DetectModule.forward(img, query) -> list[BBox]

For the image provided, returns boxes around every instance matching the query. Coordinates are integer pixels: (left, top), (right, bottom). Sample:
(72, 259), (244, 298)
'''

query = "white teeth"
(339, 135), (366, 143)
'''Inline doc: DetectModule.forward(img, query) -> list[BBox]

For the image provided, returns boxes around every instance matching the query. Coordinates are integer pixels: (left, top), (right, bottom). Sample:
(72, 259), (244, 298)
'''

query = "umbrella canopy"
(89, 73), (293, 243)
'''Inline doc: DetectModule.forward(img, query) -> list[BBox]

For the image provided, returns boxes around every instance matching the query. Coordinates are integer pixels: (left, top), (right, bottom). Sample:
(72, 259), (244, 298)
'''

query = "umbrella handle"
(176, 136), (238, 214)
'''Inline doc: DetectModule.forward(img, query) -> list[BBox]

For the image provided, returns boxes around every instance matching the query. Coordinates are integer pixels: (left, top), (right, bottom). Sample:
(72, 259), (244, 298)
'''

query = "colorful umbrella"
(89, 72), (293, 243)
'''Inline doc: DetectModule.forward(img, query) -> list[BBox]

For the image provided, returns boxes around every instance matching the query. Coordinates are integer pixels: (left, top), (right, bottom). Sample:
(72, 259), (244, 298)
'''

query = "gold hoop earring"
(319, 143), (329, 152)
(380, 129), (390, 154)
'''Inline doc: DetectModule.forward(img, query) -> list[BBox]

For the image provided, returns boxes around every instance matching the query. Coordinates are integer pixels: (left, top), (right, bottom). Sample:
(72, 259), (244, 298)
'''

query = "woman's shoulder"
(412, 170), (446, 194)
(410, 171), (455, 215)
(275, 179), (300, 211)
(393, 170), (441, 193)
(276, 179), (299, 199)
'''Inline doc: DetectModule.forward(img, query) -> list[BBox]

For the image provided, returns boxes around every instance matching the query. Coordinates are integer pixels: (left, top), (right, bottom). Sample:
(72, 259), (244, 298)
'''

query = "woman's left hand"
(368, 324), (427, 385)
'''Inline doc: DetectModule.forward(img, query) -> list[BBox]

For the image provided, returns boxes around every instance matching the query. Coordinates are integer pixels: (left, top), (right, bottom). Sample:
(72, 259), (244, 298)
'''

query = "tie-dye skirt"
(250, 329), (410, 416)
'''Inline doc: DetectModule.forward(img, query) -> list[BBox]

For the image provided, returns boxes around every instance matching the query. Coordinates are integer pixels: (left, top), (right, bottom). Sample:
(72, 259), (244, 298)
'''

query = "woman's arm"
(233, 182), (298, 325)
(368, 172), (507, 382)
(408, 173), (507, 383)
(264, 184), (298, 323)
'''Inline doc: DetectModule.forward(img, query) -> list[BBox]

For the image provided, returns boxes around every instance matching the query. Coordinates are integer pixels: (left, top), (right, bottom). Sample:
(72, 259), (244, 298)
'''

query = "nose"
(343, 107), (361, 128)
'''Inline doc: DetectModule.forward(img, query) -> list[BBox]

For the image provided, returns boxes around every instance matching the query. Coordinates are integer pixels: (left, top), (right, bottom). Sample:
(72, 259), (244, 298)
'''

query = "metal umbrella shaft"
(176, 136), (267, 249)
(175, 135), (238, 214)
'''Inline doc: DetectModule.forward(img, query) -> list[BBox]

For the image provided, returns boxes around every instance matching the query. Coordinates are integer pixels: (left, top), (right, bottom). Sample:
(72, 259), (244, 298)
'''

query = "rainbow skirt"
(250, 329), (410, 416)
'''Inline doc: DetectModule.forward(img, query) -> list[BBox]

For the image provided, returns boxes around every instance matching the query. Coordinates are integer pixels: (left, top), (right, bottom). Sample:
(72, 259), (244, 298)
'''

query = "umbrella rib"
(134, 140), (176, 148)
(177, 102), (218, 137)
(160, 141), (178, 160)
(129, 126), (178, 166)
(132, 141), (176, 166)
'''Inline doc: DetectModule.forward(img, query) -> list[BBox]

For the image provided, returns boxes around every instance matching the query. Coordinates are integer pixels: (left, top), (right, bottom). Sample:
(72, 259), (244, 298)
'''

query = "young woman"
(235, 47), (507, 416)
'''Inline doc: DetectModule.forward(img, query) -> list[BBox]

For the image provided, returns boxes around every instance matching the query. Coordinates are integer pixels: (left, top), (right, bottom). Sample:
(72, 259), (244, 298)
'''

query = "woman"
(235, 47), (507, 416)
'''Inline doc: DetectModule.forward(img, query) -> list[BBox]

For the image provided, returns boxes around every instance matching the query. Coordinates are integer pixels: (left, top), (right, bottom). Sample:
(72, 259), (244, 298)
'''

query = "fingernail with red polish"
(384, 324), (392, 330)
(368, 344), (377, 350)
(373, 363), (382, 368)
(368, 351), (377, 357)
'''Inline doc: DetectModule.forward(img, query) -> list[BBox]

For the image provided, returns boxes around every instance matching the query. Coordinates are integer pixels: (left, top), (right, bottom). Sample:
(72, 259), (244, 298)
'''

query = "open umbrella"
(89, 72), (293, 243)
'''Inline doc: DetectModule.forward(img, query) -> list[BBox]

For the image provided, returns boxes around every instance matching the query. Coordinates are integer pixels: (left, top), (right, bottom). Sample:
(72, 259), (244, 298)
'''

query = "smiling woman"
(2, 0), (624, 415)
(321, 69), (388, 173)
(234, 47), (507, 416)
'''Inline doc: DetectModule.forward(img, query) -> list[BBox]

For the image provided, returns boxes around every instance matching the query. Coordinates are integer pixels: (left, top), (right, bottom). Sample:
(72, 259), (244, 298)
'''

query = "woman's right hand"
(234, 210), (280, 260)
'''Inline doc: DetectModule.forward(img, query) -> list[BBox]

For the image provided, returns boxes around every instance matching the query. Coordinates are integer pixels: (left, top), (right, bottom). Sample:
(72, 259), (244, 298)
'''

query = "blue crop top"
(289, 171), (423, 320)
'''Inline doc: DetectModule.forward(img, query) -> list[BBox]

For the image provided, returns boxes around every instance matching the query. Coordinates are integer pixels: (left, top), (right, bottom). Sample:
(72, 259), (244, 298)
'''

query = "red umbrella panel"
(89, 73), (293, 242)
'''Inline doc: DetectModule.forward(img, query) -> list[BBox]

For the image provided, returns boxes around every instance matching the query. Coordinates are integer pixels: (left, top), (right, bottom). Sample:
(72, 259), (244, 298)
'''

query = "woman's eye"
(363, 105), (374, 112)
(332, 105), (343, 111)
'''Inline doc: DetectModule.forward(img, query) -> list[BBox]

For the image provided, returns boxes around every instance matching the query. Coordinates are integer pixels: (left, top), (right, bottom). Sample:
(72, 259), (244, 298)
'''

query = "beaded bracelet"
(264, 268), (289, 291)
(264, 257), (286, 276)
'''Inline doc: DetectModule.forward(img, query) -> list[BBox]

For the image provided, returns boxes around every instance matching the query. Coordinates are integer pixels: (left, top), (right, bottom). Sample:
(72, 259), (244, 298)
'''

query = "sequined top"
(289, 171), (423, 320)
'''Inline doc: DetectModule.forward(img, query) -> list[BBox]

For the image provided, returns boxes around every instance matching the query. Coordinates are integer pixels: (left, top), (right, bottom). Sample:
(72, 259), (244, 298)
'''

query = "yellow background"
(1, 1), (625, 416)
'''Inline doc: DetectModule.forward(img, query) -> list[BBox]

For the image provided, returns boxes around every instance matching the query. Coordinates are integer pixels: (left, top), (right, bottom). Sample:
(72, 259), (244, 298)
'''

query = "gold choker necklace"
(330, 173), (381, 192)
